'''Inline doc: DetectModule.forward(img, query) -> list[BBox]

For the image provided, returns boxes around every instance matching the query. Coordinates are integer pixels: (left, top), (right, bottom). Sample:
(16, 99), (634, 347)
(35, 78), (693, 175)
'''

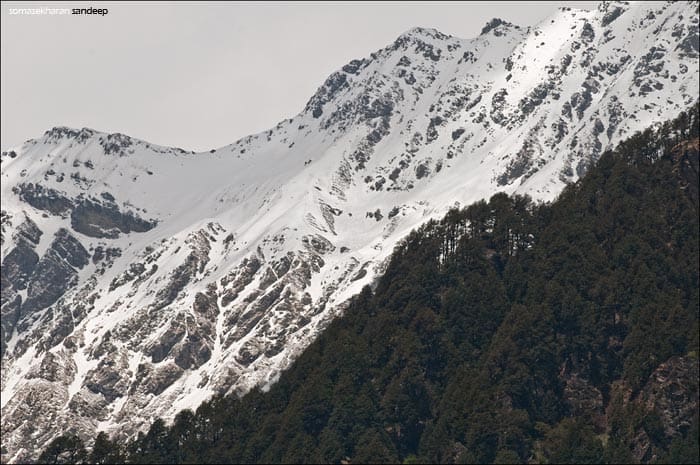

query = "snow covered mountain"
(1, 1), (698, 461)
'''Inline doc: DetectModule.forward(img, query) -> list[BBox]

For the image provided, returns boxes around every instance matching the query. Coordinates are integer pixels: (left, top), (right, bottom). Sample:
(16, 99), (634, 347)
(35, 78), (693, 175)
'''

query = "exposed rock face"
(0, 225), (90, 357)
(0, 217), (42, 355)
(1, 1), (698, 462)
(11, 182), (156, 238)
(22, 229), (88, 321)
(13, 183), (73, 216)
(640, 356), (699, 441)
(71, 197), (156, 239)
(558, 353), (698, 464)
(84, 351), (131, 402)
(1, 217), (42, 291)
(617, 355), (700, 463)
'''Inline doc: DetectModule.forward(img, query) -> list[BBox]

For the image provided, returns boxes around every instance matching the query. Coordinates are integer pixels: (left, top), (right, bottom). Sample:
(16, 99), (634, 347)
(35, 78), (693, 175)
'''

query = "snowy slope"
(1, 1), (698, 461)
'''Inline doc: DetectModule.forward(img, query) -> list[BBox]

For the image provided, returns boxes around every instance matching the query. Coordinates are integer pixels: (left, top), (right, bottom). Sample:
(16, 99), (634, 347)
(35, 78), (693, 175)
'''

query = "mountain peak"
(480, 17), (520, 36)
(597, 0), (631, 13)
(42, 126), (100, 144)
(394, 26), (453, 45)
(596, 0), (631, 27)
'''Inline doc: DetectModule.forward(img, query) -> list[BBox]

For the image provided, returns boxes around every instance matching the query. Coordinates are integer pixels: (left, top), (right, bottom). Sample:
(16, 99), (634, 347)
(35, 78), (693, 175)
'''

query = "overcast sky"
(1, 1), (603, 151)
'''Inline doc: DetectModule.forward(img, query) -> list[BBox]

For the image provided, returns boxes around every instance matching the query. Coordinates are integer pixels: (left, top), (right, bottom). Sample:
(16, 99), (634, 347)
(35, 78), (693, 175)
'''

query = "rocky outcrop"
(1, 217), (42, 292)
(13, 182), (156, 238)
(2, 227), (93, 361)
(637, 356), (699, 448)
(100, 133), (133, 156)
(604, 355), (699, 463)
(71, 197), (156, 239)
(14, 183), (73, 216)
(481, 18), (517, 36)
(21, 229), (88, 322)
(84, 353), (132, 402)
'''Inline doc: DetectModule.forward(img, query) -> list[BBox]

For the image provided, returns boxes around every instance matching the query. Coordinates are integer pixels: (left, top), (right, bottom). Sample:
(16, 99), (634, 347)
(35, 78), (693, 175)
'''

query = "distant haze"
(1, 1), (609, 151)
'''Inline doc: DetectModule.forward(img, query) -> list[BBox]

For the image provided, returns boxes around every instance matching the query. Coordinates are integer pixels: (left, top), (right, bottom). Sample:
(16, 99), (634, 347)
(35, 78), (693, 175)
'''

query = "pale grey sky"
(1, 1), (602, 151)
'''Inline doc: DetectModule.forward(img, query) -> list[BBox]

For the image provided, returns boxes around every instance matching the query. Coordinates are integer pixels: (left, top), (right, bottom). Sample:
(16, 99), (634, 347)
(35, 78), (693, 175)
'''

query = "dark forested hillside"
(41, 106), (699, 464)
